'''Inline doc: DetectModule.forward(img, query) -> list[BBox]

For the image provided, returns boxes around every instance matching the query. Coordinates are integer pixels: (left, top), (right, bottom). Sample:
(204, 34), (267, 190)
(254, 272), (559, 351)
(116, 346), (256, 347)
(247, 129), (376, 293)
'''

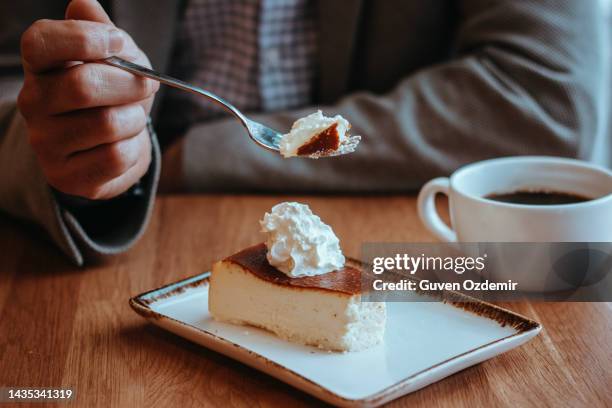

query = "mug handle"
(417, 177), (457, 242)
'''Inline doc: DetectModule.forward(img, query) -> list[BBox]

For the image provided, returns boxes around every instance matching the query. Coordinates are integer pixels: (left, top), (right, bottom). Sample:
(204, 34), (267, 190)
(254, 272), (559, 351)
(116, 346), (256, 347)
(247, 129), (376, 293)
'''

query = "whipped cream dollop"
(260, 202), (345, 277)
(279, 110), (358, 158)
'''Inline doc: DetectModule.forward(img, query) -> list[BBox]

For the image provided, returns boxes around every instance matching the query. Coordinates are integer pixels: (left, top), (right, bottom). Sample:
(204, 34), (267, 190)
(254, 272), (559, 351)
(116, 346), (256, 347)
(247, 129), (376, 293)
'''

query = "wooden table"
(0, 195), (610, 407)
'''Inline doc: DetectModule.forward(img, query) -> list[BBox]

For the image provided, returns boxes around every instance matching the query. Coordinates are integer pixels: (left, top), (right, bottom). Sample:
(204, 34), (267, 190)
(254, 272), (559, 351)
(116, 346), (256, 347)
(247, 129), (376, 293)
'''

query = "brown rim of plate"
(128, 257), (541, 406)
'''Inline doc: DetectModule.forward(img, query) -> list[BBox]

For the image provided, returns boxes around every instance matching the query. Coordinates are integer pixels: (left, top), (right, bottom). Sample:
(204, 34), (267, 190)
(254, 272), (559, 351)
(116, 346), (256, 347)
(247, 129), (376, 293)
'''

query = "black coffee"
(486, 190), (591, 205)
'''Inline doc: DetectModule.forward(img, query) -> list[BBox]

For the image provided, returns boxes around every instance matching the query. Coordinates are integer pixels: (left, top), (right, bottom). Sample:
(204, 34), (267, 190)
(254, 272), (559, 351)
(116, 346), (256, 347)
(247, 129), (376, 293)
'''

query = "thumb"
(65, 0), (114, 25)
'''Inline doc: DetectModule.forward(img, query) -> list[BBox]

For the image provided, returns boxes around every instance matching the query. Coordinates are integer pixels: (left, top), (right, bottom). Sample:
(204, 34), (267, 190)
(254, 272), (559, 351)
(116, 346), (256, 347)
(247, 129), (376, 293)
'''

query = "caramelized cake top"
(225, 243), (361, 295)
(296, 123), (341, 156)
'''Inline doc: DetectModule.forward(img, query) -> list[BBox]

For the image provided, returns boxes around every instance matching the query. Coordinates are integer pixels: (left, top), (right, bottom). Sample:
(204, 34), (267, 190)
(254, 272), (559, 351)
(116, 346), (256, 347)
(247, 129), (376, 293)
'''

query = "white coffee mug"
(417, 156), (612, 243)
(417, 156), (612, 292)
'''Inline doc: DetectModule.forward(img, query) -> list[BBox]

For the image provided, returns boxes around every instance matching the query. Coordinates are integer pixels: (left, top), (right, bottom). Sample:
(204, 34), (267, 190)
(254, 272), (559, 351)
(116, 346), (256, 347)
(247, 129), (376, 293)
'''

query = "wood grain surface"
(0, 195), (610, 407)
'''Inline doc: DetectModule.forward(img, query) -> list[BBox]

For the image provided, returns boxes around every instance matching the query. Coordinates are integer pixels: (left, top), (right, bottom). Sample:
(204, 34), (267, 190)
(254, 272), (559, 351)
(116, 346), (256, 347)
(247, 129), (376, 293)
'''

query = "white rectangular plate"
(130, 272), (541, 407)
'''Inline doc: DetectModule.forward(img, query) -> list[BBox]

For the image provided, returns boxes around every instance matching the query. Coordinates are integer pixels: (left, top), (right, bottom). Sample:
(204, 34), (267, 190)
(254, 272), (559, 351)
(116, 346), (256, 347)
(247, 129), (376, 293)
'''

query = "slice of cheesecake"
(209, 243), (386, 352)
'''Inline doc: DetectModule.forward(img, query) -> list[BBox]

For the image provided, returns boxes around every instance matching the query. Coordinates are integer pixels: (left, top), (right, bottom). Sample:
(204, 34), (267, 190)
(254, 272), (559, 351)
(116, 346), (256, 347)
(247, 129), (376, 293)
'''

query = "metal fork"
(103, 56), (282, 152)
(103, 57), (359, 158)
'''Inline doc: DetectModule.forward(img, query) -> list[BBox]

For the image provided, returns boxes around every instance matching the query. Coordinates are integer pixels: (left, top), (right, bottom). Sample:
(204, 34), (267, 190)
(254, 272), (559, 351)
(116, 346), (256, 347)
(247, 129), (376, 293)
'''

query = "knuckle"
(133, 78), (153, 99)
(66, 66), (96, 106)
(102, 143), (134, 176)
(132, 106), (148, 130)
(98, 108), (122, 137)
(97, 105), (146, 140)
(20, 30), (36, 62)
(150, 79), (160, 93)
(20, 20), (47, 63)
(69, 22), (97, 56)
(142, 78), (159, 96)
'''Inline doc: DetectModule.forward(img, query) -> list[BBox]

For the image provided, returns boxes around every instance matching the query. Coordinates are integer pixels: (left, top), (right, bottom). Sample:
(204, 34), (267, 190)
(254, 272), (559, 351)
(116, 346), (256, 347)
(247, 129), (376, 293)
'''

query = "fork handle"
(102, 57), (246, 123)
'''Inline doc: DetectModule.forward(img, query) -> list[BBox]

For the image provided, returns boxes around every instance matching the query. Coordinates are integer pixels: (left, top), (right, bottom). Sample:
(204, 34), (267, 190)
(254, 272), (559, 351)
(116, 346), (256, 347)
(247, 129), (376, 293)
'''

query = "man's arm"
(0, 0), (160, 265)
(176, 0), (606, 193)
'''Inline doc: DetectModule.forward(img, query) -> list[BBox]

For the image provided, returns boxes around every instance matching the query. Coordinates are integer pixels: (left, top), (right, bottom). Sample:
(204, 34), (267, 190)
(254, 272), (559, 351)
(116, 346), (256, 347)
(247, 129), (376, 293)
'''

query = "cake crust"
(225, 243), (361, 295)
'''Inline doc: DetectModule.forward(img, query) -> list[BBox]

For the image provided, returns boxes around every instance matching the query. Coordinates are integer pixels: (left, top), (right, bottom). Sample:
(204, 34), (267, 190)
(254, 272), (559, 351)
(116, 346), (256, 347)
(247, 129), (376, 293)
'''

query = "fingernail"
(108, 29), (124, 54)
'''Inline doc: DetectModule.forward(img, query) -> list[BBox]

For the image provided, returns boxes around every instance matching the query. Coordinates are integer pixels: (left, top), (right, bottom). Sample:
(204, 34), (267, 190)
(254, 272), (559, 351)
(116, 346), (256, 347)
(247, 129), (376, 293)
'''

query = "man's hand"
(18, 0), (159, 200)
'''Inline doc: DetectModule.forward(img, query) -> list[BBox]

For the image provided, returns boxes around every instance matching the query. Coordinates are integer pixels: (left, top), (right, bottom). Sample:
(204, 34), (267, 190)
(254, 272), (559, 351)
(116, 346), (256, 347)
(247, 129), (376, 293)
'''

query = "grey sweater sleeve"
(180, 0), (606, 193)
(0, 92), (160, 266)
